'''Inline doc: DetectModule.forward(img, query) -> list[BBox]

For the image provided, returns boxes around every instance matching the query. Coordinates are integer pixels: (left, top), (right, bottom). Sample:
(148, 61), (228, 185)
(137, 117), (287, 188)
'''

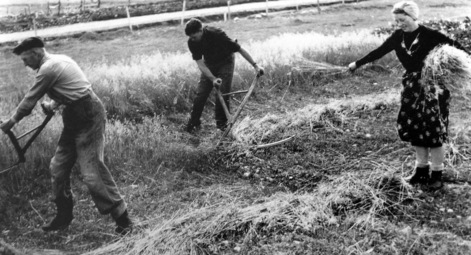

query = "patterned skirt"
(396, 72), (450, 147)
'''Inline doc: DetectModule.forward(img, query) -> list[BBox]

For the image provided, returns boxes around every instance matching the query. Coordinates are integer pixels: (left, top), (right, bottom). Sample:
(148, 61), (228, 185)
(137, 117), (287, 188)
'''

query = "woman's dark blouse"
(355, 25), (469, 73)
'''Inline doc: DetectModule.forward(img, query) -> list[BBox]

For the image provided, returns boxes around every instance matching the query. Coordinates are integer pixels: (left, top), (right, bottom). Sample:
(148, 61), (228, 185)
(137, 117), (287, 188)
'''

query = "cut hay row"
(232, 89), (400, 145)
(86, 168), (413, 255)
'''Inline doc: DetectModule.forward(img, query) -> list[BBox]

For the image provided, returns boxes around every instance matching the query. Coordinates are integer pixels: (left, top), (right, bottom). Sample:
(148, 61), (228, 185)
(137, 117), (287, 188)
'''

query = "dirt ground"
(1, 0), (471, 254)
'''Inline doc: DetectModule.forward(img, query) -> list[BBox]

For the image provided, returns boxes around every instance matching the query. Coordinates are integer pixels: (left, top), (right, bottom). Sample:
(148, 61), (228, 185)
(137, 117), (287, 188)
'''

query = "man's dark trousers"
(189, 54), (235, 129)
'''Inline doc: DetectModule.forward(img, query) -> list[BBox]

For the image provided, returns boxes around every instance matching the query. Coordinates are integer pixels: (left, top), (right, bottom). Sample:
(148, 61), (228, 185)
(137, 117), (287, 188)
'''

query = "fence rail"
(0, 0), (361, 44)
(0, 0), (265, 17)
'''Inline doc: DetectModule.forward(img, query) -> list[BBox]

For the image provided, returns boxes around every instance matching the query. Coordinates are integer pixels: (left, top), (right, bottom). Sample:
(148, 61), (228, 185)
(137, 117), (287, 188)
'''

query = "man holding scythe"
(0, 37), (133, 235)
(184, 18), (265, 133)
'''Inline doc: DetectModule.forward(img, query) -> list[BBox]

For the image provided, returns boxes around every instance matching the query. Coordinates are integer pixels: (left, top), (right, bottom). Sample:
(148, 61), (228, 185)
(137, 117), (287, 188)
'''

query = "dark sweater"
(188, 26), (241, 65)
(356, 25), (470, 73)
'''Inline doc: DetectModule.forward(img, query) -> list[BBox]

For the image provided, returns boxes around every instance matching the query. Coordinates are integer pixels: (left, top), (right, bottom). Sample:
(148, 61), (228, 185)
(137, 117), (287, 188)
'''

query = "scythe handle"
(3, 111), (54, 168)
(21, 113), (54, 156)
(5, 130), (25, 163)
(217, 75), (259, 146)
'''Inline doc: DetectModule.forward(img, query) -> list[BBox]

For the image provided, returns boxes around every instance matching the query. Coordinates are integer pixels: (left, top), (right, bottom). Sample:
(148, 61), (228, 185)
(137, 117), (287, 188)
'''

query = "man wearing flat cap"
(0, 37), (133, 235)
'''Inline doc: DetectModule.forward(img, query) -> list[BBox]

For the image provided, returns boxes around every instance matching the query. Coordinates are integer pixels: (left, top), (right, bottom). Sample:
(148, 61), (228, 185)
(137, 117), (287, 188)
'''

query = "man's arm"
(1, 67), (55, 132)
(238, 47), (264, 76)
(195, 59), (222, 86)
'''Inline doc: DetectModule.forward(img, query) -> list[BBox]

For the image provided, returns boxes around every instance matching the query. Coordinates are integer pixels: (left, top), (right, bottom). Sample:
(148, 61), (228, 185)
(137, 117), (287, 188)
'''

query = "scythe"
(1, 107), (54, 174)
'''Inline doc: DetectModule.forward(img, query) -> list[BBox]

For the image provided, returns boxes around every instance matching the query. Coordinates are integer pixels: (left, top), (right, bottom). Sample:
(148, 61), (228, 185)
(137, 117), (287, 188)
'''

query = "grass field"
(1, 0), (471, 254)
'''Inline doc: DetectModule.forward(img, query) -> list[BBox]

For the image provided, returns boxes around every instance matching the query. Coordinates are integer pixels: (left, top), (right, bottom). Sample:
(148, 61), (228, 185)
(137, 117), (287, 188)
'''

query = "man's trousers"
(49, 90), (126, 219)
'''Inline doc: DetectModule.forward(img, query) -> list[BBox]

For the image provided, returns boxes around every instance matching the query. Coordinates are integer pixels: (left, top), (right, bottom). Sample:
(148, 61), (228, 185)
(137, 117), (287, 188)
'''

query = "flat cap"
(13, 37), (45, 55)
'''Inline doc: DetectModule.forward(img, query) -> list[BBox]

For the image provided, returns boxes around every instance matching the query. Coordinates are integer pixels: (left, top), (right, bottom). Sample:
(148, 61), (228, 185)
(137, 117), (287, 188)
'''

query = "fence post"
(33, 16), (37, 36)
(342, 0), (345, 4)
(58, 0), (61, 16)
(296, 0), (299, 12)
(227, 0), (231, 20)
(97, 0), (101, 8)
(317, 0), (321, 14)
(126, 6), (133, 32)
(181, 0), (186, 25)
(265, 0), (269, 16)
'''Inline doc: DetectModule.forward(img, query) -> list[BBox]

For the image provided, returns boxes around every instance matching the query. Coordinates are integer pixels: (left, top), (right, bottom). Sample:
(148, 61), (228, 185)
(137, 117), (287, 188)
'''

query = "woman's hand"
(348, 62), (357, 72)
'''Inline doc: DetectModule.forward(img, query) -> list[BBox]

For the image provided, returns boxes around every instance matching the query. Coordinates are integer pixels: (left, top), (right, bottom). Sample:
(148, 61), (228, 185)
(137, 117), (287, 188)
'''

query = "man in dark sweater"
(184, 18), (264, 132)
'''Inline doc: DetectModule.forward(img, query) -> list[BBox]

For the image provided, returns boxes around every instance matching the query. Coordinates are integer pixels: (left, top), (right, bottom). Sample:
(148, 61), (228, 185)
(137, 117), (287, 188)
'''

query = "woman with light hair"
(348, 1), (470, 190)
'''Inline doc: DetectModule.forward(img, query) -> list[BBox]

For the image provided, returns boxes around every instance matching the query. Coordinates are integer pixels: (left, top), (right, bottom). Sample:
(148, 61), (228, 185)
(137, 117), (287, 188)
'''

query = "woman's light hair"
(392, 1), (419, 20)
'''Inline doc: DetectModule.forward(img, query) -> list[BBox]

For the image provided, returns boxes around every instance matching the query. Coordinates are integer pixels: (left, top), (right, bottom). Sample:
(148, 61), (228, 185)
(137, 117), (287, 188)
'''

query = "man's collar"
(38, 52), (50, 70)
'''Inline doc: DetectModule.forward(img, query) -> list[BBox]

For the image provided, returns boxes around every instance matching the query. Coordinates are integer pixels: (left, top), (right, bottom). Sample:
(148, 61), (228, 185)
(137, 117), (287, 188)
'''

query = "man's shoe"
(406, 166), (429, 185)
(428, 171), (444, 190)
(42, 196), (74, 231)
(185, 124), (197, 133)
(185, 120), (201, 133)
(42, 213), (73, 231)
(115, 210), (133, 235)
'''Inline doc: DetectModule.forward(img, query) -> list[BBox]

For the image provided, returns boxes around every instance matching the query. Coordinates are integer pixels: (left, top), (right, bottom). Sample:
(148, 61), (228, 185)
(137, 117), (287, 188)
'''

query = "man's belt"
(62, 91), (92, 106)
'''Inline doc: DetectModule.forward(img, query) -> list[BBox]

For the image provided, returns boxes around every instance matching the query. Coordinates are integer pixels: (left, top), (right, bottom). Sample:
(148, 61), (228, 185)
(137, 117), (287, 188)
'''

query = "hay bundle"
(290, 58), (346, 77)
(421, 44), (471, 96)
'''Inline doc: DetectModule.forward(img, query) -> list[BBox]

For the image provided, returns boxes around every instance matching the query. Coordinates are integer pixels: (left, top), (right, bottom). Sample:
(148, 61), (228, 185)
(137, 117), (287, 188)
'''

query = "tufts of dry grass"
(232, 89), (400, 145)
(85, 167), (414, 255)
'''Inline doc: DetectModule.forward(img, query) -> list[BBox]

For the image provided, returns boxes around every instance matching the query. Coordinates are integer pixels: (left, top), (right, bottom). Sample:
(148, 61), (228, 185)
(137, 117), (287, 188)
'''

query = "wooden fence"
(0, 0), (268, 17)
(0, 0), (358, 18)
(0, 0), (361, 43)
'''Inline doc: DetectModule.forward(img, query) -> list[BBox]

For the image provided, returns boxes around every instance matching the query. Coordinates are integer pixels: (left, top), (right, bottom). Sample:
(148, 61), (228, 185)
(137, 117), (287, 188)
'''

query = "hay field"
(1, 0), (471, 254)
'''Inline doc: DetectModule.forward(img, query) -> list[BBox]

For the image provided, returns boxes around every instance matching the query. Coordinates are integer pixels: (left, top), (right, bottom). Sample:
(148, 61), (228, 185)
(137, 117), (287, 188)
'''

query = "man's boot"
(406, 166), (430, 185)
(42, 196), (74, 231)
(429, 171), (444, 190)
(185, 119), (201, 133)
(115, 210), (133, 235)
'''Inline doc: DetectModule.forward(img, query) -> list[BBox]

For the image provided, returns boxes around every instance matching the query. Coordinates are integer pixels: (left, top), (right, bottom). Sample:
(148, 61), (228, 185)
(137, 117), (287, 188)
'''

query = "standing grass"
(84, 30), (394, 120)
(1, 1), (471, 253)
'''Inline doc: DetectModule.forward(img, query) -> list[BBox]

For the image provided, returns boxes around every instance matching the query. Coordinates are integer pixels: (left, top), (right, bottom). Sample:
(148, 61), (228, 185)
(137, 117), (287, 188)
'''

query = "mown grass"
(1, 1), (471, 254)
